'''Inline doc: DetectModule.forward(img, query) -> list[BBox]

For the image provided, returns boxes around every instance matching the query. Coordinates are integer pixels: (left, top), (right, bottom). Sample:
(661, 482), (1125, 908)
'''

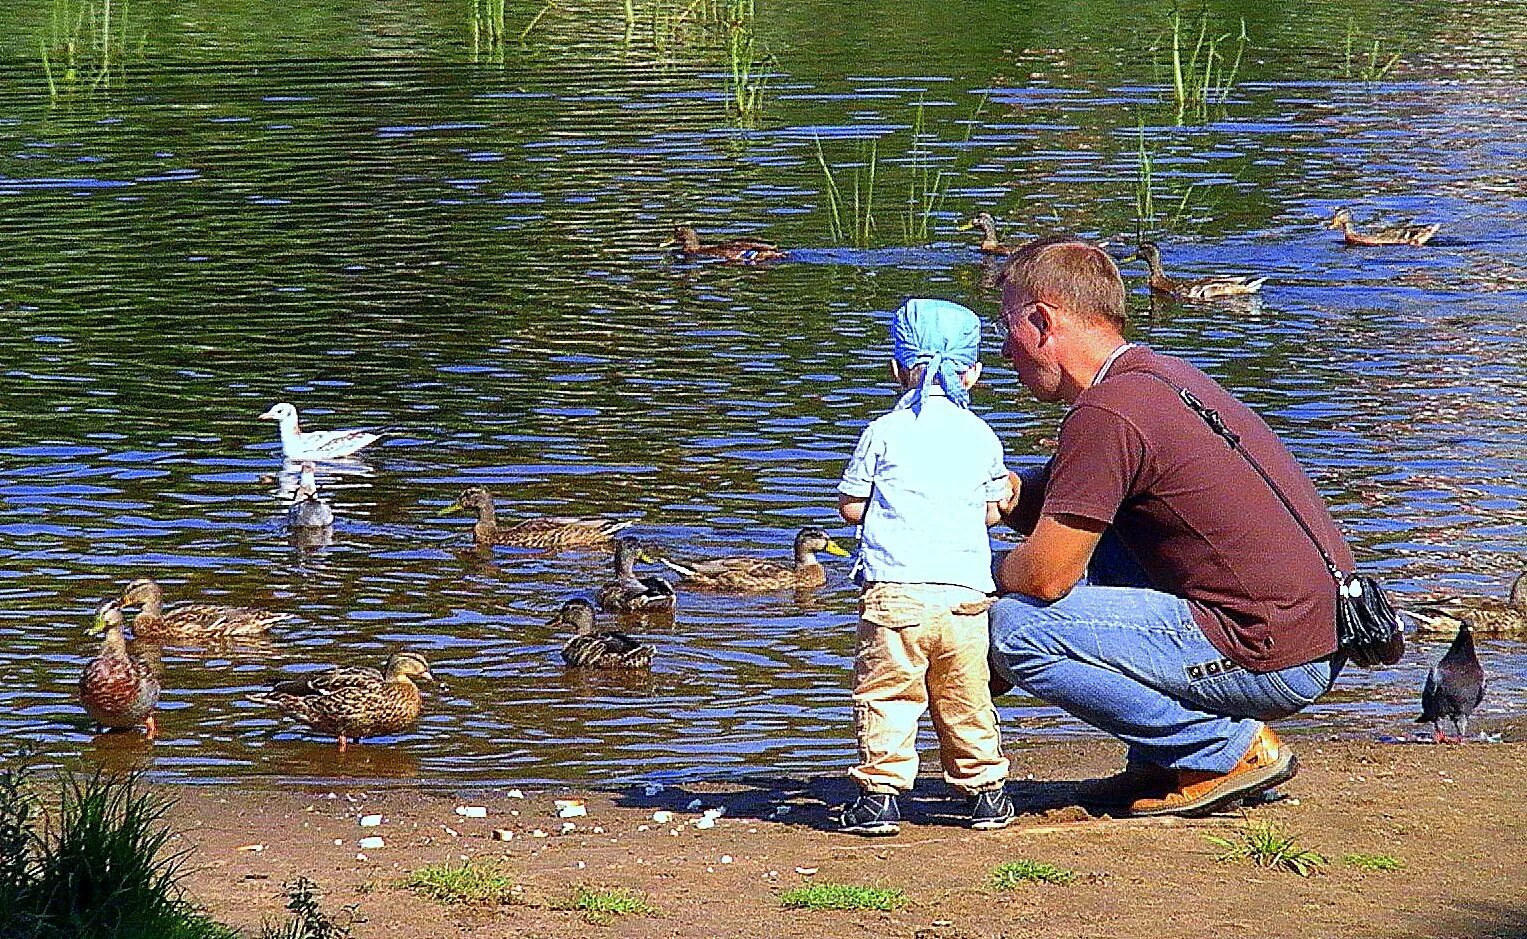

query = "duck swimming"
(550, 599), (655, 669)
(661, 226), (787, 264)
(596, 537), (677, 613)
(119, 578), (295, 643)
(1129, 242), (1267, 301)
(249, 650), (434, 751)
(658, 527), (850, 592)
(259, 402), (380, 461)
(957, 213), (1020, 256)
(288, 461), (334, 529)
(1327, 207), (1440, 247)
(79, 599), (160, 738)
(438, 486), (633, 550)
(1406, 572), (1527, 638)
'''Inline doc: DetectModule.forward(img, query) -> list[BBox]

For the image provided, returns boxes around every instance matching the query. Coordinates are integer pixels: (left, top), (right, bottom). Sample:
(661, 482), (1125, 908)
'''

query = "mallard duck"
(550, 599), (655, 669)
(259, 402), (380, 461)
(1327, 207), (1440, 247)
(438, 486), (632, 550)
(1405, 572), (1527, 638)
(660, 225), (787, 264)
(288, 461), (334, 529)
(596, 537), (677, 613)
(119, 578), (296, 643)
(249, 651), (434, 751)
(658, 527), (850, 592)
(957, 213), (1019, 256)
(1130, 242), (1267, 300)
(79, 599), (160, 737)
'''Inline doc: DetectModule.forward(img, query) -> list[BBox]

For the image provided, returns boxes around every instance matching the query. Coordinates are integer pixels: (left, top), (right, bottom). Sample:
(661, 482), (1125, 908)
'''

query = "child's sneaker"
(969, 788), (1015, 830)
(836, 793), (901, 836)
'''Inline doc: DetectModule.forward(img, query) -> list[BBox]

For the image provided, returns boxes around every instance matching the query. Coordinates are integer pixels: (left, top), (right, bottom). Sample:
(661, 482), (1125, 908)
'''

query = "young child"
(835, 298), (1014, 836)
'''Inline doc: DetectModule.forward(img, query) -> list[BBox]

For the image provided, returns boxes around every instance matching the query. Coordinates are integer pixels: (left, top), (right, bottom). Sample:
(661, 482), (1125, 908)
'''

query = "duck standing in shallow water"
(1129, 242), (1266, 301)
(551, 599), (655, 669)
(597, 537), (677, 613)
(249, 651), (434, 751)
(957, 213), (1020, 256)
(1327, 207), (1440, 247)
(119, 578), (295, 643)
(1416, 624), (1486, 743)
(658, 527), (851, 592)
(661, 225), (787, 264)
(438, 486), (632, 550)
(1405, 572), (1527, 638)
(288, 461), (334, 529)
(259, 402), (380, 461)
(79, 599), (160, 738)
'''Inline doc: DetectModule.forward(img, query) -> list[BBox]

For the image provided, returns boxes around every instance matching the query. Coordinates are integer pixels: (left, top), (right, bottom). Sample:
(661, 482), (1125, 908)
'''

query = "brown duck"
(657, 527), (851, 592)
(957, 213), (1019, 256)
(596, 537), (677, 613)
(661, 226), (787, 263)
(1406, 572), (1527, 638)
(550, 599), (655, 669)
(119, 578), (294, 642)
(439, 486), (632, 550)
(1327, 207), (1439, 247)
(79, 599), (160, 738)
(1130, 242), (1266, 300)
(249, 651), (434, 751)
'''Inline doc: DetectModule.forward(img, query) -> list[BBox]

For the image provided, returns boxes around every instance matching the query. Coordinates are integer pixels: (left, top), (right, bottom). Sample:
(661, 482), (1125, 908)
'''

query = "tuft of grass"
(259, 877), (358, 939)
(1343, 852), (1404, 873)
(1206, 819), (1327, 877)
(406, 859), (520, 905)
(814, 137), (878, 249)
(1344, 20), (1403, 81)
(779, 883), (907, 911)
(569, 884), (653, 919)
(989, 859), (1077, 889)
(1164, 8), (1247, 123)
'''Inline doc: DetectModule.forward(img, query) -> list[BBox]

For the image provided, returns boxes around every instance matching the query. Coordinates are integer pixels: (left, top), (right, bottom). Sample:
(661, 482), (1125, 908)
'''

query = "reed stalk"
(518, 0), (555, 43)
(1165, 7), (1247, 123)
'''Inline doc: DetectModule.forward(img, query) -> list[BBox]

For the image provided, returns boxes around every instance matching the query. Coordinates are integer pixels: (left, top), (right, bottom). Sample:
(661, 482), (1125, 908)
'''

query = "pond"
(1, 0), (1524, 786)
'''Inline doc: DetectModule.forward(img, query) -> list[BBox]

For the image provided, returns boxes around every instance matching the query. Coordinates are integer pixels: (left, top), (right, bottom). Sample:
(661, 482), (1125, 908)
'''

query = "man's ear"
(1031, 300), (1057, 342)
(961, 361), (983, 389)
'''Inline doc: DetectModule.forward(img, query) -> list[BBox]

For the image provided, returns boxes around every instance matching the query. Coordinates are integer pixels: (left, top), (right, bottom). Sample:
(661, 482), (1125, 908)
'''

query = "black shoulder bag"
(1137, 372), (1404, 667)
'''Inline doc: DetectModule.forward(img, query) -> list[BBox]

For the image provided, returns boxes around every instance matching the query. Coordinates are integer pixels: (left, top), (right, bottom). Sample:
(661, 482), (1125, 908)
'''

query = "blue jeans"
(989, 535), (1343, 773)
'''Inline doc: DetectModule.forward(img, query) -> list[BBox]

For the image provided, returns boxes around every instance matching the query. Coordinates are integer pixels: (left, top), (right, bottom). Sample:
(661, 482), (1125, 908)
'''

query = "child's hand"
(997, 470), (1023, 515)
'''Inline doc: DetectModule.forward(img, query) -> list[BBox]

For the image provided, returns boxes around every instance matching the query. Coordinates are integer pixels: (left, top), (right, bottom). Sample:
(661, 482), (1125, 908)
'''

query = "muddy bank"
(160, 735), (1527, 939)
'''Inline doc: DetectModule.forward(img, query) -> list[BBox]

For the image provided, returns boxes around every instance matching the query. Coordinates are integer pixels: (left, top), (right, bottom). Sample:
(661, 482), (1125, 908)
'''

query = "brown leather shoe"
(1075, 761), (1175, 806)
(1127, 726), (1297, 818)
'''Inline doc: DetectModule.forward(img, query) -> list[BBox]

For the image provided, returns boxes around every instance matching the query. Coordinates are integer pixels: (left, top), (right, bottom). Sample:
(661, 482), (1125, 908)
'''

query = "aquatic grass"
(815, 136), (878, 249)
(780, 883), (907, 911)
(406, 859), (520, 905)
(1345, 20), (1403, 82)
(724, 5), (770, 125)
(469, 0), (507, 52)
(989, 859), (1078, 889)
(259, 878), (357, 939)
(1343, 852), (1404, 872)
(1165, 7), (1248, 123)
(40, 0), (133, 99)
(1206, 819), (1327, 877)
(0, 759), (237, 939)
(518, 0), (556, 43)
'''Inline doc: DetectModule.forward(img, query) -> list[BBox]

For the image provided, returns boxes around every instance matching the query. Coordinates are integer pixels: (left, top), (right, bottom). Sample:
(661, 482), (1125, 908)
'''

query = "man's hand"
(996, 513), (1106, 600)
(997, 470), (1023, 516)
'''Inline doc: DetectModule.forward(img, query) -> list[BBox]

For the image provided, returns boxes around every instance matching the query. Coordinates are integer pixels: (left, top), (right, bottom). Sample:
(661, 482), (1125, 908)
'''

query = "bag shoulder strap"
(1128, 369), (1346, 587)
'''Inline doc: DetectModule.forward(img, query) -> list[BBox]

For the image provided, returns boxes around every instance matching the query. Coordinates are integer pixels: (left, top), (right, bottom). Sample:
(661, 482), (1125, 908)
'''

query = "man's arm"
(996, 512), (1107, 601)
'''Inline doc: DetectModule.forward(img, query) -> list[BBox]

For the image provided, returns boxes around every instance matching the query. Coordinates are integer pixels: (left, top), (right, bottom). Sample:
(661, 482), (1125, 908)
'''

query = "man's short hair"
(998, 236), (1127, 330)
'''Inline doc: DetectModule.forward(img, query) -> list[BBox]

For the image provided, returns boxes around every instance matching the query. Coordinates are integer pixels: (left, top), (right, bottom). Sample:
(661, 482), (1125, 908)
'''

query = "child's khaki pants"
(851, 582), (1011, 795)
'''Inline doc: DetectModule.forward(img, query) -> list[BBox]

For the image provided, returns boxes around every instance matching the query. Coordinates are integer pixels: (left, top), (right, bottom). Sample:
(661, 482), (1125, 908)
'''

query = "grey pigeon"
(1415, 623), (1486, 743)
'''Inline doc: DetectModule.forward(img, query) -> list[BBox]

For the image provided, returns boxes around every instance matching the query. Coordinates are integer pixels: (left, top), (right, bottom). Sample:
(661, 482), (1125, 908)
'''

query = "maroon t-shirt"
(1033, 346), (1350, 673)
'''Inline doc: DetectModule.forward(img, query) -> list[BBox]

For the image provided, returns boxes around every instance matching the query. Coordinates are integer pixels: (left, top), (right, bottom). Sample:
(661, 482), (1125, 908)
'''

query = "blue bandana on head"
(889, 298), (982, 415)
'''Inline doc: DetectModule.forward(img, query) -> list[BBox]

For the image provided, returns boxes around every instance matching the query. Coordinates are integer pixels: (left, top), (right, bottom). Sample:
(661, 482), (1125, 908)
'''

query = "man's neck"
(1057, 332), (1131, 404)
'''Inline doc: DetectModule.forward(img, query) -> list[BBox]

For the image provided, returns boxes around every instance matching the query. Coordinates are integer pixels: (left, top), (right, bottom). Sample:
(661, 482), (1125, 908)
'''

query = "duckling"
(439, 486), (632, 550)
(1130, 242), (1267, 300)
(658, 527), (851, 592)
(79, 599), (160, 738)
(1406, 572), (1527, 638)
(258, 402), (380, 461)
(288, 461), (334, 529)
(957, 213), (1019, 256)
(550, 599), (655, 669)
(119, 578), (295, 643)
(596, 537), (677, 613)
(249, 651), (434, 751)
(660, 225), (787, 264)
(1327, 207), (1439, 247)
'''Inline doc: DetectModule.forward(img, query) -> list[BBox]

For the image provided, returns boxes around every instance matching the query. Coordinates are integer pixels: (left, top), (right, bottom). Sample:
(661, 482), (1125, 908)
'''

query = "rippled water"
(1, 0), (1524, 786)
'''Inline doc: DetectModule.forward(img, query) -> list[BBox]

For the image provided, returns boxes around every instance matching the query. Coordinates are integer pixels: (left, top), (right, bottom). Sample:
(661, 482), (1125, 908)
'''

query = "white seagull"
(259, 403), (380, 461)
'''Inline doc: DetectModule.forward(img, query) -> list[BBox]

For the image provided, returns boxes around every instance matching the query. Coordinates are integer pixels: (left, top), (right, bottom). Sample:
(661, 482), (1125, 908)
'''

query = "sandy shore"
(158, 733), (1527, 939)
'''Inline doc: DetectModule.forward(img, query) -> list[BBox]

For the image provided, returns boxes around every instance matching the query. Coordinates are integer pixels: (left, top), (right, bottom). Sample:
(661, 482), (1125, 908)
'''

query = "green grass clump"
(989, 859), (1078, 889)
(570, 884), (653, 917)
(779, 883), (908, 911)
(259, 878), (356, 939)
(1206, 819), (1327, 877)
(0, 758), (237, 939)
(406, 860), (520, 905)
(1343, 853), (1404, 873)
